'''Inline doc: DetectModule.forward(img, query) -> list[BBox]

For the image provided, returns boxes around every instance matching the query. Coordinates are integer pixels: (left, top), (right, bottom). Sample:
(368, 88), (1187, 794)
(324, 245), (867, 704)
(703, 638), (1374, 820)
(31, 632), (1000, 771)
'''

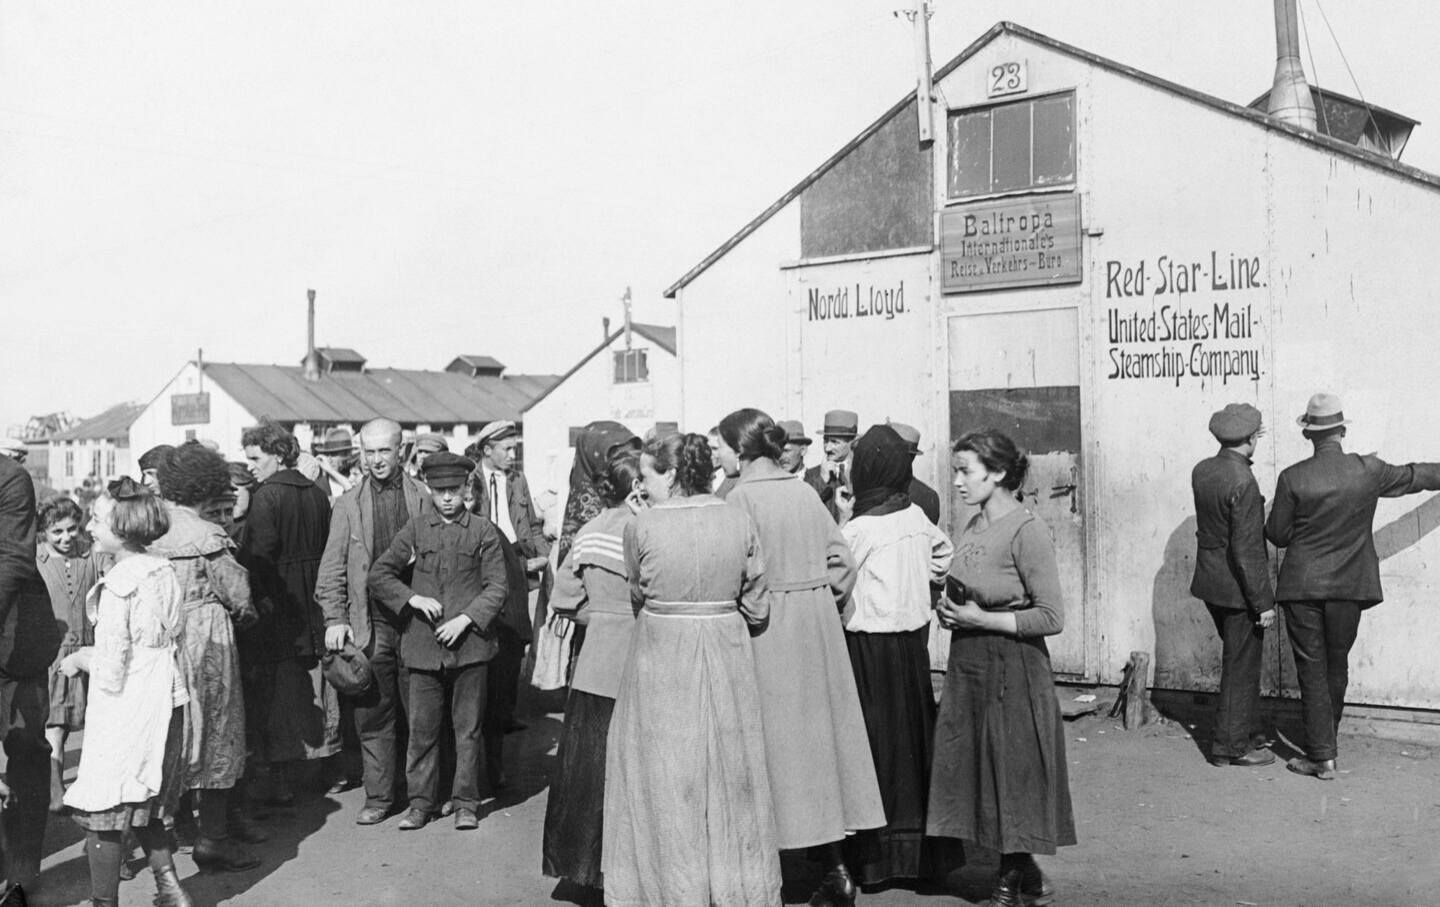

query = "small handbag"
(529, 612), (572, 692)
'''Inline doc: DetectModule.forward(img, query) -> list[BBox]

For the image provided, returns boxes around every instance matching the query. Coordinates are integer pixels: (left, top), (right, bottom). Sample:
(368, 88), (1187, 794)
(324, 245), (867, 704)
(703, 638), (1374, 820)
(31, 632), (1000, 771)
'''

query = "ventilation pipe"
(1267, 0), (1317, 129)
(303, 289), (321, 381)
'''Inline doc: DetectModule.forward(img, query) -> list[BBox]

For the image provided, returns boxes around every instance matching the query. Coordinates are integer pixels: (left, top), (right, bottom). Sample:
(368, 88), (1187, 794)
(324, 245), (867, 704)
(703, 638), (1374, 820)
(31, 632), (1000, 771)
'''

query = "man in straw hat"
(1266, 393), (1440, 779)
(1190, 403), (1275, 768)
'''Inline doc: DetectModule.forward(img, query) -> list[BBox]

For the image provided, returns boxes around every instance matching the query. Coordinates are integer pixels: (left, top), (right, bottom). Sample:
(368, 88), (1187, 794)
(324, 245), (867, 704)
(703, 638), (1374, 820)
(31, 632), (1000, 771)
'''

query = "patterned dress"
(37, 542), (105, 731)
(603, 495), (781, 907)
(151, 505), (256, 789)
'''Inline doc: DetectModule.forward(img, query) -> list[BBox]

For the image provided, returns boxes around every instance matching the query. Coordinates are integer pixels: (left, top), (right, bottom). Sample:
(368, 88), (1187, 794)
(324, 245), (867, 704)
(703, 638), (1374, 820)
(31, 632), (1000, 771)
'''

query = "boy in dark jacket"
(369, 452), (507, 831)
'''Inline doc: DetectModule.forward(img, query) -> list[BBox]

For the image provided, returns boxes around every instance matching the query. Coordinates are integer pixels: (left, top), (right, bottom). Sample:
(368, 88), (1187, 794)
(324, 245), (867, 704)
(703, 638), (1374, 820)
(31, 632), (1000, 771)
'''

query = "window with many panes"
(947, 92), (1075, 200)
(613, 349), (649, 384)
(106, 449), (116, 477)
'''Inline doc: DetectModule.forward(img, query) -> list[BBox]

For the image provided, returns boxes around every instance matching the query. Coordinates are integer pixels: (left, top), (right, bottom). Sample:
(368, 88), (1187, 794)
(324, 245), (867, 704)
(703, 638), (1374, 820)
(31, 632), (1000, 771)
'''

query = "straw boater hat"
(1296, 393), (1350, 431)
(1209, 403), (1263, 443)
(778, 420), (812, 446)
(817, 410), (859, 439)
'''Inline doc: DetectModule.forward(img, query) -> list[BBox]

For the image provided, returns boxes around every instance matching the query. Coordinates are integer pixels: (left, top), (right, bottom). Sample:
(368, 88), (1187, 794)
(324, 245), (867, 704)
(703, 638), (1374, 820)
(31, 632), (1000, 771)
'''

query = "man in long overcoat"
(0, 453), (62, 892)
(1190, 403), (1275, 767)
(240, 421), (339, 801)
(1265, 393), (1440, 779)
(318, 419), (428, 825)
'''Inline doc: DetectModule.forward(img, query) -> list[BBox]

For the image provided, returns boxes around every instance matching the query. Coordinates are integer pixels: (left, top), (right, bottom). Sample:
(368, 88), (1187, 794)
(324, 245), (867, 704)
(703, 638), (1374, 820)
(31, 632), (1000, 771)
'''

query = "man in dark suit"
(804, 409), (858, 522)
(318, 418), (428, 825)
(1190, 403), (1276, 767)
(466, 421), (549, 789)
(1266, 393), (1440, 779)
(0, 452), (63, 894)
(888, 421), (941, 525)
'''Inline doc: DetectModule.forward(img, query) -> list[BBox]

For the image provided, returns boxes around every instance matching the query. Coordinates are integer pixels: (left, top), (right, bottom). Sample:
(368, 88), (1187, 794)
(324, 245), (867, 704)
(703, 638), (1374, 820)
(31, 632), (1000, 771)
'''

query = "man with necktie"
(805, 409), (858, 522)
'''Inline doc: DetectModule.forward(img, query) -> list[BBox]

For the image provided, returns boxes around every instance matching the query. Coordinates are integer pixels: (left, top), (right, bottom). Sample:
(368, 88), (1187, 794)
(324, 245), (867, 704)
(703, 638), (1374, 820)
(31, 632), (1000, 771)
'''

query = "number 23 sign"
(987, 61), (1027, 98)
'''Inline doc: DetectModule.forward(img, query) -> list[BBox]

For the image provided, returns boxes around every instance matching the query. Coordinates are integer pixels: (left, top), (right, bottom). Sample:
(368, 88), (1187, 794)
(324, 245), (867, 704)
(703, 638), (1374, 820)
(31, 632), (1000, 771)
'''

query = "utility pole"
(899, 0), (935, 146)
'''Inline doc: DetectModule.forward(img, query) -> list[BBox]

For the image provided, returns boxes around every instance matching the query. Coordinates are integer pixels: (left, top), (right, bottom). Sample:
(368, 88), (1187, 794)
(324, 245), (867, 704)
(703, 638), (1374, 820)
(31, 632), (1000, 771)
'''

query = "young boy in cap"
(1190, 402), (1275, 768)
(368, 451), (508, 830)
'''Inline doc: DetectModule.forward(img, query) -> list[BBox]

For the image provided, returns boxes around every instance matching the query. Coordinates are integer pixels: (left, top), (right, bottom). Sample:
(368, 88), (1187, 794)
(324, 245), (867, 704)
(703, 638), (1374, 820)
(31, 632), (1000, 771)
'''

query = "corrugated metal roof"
(202, 362), (559, 425)
(50, 402), (144, 441)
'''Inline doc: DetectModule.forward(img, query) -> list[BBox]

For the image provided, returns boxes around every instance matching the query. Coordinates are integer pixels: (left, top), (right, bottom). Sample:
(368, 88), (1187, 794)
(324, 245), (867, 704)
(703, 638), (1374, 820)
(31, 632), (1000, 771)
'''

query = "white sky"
(3, 1), (1434, 433)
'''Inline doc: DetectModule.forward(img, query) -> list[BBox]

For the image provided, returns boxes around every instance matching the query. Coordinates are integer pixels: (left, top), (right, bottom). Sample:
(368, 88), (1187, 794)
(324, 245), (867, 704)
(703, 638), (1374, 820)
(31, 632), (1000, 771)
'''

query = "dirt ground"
(22, 687), (1439, 906)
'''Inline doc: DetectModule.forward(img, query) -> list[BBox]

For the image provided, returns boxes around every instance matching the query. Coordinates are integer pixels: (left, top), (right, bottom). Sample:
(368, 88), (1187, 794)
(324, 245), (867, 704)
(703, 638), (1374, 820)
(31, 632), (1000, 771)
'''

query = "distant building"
(47, 403), (145, 494)
(6, 411), (80, 486)
(520, 318), (679, 519)
(129, 347), (559, 461)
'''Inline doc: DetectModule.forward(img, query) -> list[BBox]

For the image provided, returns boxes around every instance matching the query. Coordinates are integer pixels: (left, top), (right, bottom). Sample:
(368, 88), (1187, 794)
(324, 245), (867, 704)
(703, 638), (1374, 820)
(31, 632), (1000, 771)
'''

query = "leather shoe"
(454, 807), (479, 830)
(1210, 748), (1276, 767)
(1286, 756), (1336, 780)
(193, 838), (261, 873)
(327, 777), (359, 795)
(1020, 857), (1054, 906)
(438, 799), (456, 817)
(355, 806), (390, 826)
(397, 808), (432, 830)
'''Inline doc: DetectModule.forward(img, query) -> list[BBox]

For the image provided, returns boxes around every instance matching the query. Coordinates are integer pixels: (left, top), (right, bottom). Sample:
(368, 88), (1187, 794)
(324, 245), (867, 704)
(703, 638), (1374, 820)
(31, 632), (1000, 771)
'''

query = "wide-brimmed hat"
(322, 642), (375, 698)
(1296, 393), (1349, 431)
(778, 420), (812, 445)
(1209, 403), (1263, 443)
(818, 409), (858, 439)
(314, 427), (355, 456)
(887, 420), (922, 456)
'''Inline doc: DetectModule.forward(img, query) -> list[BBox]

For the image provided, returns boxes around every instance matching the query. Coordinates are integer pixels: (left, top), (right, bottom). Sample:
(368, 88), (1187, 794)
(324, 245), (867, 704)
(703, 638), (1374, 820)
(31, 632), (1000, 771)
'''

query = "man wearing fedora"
(777, 419), (812, 476)
(1191, 403), (1276, 768)
(314, 427), (359, 502)
(1266, 393), (1440, 779)
(887, 421), (940, 525)
(317, 418), (428, 825)
(465, 421), (548, 790)
(805, 409), (859, 521)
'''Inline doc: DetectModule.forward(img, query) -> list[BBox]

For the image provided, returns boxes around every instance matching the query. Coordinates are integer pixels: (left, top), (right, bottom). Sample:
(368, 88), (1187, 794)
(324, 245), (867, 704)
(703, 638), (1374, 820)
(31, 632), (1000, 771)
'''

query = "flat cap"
(421, 451), (475, 489)
(1209, 403), (1263, 443)
(413, 432), (449, 454)
(473, 420), (518, 447)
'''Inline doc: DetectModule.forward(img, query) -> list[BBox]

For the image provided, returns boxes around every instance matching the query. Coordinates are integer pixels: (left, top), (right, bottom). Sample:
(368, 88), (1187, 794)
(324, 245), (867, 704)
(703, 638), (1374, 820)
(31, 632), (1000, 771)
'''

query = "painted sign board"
(986, 60), (1027, 98)
(941, 194), (1082, 293)
(170, 393), (210, 426)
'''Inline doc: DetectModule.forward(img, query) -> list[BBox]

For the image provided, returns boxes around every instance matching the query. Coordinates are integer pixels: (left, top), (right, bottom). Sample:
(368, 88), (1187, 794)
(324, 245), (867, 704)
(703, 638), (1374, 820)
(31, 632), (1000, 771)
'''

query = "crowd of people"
(9, 391), (1416, 905)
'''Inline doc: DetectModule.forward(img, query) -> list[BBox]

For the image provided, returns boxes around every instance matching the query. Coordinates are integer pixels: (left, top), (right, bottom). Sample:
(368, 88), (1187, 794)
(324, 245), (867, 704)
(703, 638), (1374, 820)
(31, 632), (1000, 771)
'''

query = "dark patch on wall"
(948, 386), (1080, 454)
(800, 99), (933, 259)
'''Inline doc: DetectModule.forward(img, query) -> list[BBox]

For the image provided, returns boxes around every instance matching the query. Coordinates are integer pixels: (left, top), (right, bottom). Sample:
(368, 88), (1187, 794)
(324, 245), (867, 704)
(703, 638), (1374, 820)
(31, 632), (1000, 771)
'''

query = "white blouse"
(840, 504), (953, 633)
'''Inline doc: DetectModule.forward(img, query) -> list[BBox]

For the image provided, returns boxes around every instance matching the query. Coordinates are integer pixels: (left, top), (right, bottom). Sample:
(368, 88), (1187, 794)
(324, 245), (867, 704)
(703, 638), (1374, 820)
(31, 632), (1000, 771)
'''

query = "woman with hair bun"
(152, 442), (261, 872)
(716, 408), (883, 907)
(541, 447), (646, 899)
(603, 432), (780, 907)
(928, 429), (1075, 907)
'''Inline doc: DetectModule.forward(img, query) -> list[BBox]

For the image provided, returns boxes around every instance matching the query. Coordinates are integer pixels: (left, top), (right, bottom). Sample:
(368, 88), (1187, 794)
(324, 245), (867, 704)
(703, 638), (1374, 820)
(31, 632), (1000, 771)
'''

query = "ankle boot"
(1019, 855), (1054, 906)
(193, 837), (261, 873)
(807, 863), (857, 907)
(984, 867), (1024, 907)
(49, 758), (66, 813)
(152, 865), (193, 907)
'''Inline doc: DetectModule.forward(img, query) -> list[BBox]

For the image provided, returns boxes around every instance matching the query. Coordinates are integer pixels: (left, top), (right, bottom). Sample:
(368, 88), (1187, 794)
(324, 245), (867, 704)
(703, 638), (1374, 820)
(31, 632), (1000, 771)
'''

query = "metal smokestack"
(303, 289), (321, 382)
(1267, 0), (1317, 129)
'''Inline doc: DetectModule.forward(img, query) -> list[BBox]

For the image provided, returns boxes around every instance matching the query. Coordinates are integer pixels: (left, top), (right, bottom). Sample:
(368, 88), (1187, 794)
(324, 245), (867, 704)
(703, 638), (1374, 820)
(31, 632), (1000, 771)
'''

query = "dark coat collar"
(263, 468), (315, 488)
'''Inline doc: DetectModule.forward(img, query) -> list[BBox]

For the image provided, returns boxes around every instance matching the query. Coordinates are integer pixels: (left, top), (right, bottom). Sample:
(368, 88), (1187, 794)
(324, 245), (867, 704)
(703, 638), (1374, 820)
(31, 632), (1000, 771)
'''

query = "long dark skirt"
(927, 630), (1076, 855)
(843, 628), (962, 884)
(542, 688), (614, 888)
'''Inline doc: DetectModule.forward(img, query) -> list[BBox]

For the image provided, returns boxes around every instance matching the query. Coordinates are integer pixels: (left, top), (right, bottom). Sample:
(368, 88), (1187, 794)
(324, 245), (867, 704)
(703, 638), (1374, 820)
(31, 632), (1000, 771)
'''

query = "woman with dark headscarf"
(559, 422), (640, 566)
(836, 424), (959, 889)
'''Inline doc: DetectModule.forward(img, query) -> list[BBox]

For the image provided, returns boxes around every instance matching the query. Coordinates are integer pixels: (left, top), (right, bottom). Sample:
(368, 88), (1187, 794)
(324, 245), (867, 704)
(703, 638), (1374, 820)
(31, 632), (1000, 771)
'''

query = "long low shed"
(665, 21), (1440, 712)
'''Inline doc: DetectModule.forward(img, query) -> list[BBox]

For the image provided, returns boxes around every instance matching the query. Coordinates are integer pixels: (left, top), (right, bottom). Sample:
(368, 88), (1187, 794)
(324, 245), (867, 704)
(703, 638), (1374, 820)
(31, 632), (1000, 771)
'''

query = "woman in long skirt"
(541, 447), (645, 899)
(63, 479), (193, 907)
(603, 432), (781, 907)
(928, 429), (1076, 907)
(716, 408), (885, 907)
(153, 442), (263, 872)
(836, 424), (961, 887)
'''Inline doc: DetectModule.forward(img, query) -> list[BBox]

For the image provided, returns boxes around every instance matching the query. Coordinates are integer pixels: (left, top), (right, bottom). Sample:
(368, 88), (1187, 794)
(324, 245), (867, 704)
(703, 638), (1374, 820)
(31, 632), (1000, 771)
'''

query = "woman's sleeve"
(826, 523), (858, 609)
(929, 521), (955, 585)
(91, 586), (132, 694)
(738, 519), (771, 628)
(1013, 518), (1064, 637)
(204, 550), (257, 624)
(548, 548), (589, 623)
(623, 521), (644, 610)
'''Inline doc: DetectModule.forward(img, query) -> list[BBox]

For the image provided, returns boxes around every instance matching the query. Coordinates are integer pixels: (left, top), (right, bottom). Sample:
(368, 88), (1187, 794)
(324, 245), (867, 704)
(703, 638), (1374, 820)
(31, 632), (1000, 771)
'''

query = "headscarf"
(850, 424), (913, 519)
(559, 421), (639, 564)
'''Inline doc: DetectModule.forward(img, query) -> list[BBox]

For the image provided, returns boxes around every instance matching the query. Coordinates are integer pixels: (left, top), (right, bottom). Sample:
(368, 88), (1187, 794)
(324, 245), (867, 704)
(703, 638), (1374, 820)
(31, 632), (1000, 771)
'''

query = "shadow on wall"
(1151, 517), (1222, 693)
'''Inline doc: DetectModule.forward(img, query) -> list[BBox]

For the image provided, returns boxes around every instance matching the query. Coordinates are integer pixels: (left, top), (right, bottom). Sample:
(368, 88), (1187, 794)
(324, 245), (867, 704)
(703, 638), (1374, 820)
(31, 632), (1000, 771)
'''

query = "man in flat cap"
(466, 421), (548, 789)
(1266, 393), (1440, 779)
(1190, 402), (1275, 768)
(776, 420), (811, 476)
(805, 409), (858, 522)
(317, 418), (430, 824)
(369, 451), (508, 831)
(887, 421), (940, 525)
(407, 433), (449, 480)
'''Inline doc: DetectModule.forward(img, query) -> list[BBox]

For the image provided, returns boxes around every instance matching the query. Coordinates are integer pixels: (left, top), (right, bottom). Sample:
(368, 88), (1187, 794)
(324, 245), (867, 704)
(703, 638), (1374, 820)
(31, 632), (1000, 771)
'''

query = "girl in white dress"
(61, 478), (193, 907)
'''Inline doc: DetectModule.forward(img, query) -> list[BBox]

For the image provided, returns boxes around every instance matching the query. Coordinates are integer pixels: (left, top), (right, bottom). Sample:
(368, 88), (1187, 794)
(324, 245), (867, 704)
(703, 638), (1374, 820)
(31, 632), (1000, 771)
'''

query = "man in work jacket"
(1265, 393), (1440, 780)
(1190, 402), (1276, 768)
(318, 418), (427, 825)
